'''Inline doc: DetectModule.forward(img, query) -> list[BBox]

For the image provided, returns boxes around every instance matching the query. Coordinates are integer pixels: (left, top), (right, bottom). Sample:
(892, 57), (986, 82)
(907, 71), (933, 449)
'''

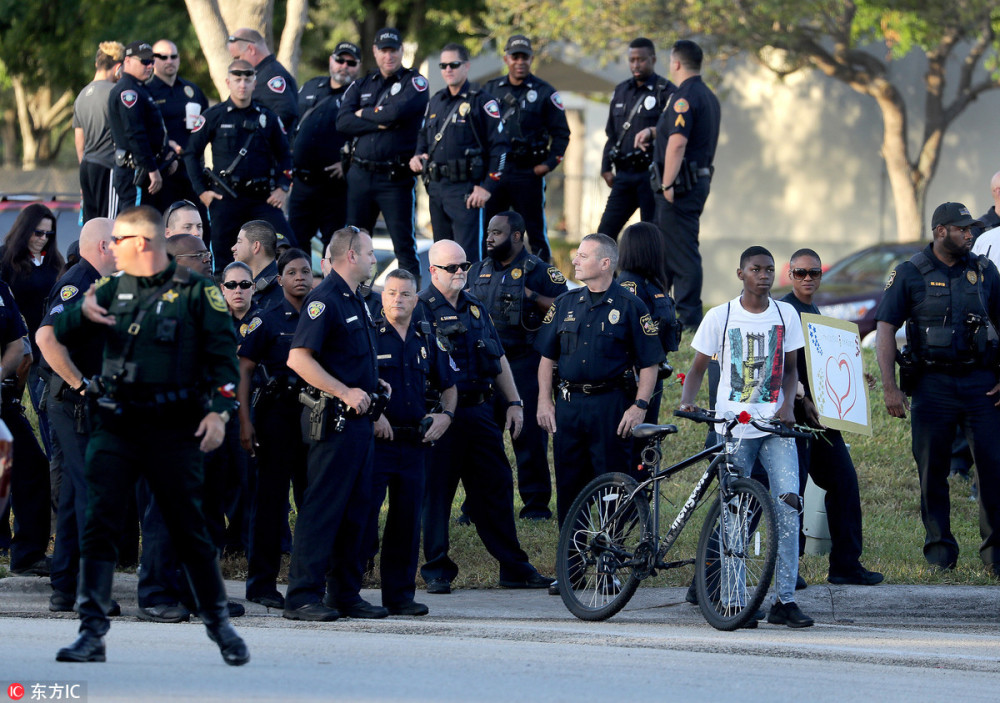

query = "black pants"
(483, 167), (549, 261)
(79, 161), (115, 222)
(346, 168), (420, 280)
(552, 388), (631, 525)
(288, 174), (348, 250)
(202, 417), (251, 554)
(285, 415), (373, 610)
(427, 180), (483, 262)
(246, 397), (308, 599)
(48, 397), (90, 595)
(420, 401), (535, 583)
(3, 401), (50, 571)
(654, 180), (711, 328)
(492, 352), (551, 518)
(208, 195), (294, 274)
(364, 439), (425, 606)
(597, 169), (657, 240)
(910, 369), (1000, 569)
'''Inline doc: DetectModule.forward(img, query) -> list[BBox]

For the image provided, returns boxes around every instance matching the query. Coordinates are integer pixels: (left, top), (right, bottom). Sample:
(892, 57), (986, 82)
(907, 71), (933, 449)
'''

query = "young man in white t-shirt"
(679, 245), (814, 628)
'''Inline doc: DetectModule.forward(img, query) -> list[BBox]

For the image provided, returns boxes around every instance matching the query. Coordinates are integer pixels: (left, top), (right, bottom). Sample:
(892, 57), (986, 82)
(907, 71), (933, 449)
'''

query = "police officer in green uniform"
(876, 202), (1000, 575)
(53, 206), (247, 666)
(467, 211), (566, 519)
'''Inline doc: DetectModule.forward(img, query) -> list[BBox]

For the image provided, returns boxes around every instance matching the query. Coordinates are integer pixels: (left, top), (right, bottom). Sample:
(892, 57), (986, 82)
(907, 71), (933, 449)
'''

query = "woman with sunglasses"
(780, 248), (882, 587)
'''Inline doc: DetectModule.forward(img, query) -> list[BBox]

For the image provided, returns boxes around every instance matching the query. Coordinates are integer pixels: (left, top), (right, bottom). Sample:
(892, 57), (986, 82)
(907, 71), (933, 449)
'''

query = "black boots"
(56, 559), (115, 663)
(183, 558), (250, 666)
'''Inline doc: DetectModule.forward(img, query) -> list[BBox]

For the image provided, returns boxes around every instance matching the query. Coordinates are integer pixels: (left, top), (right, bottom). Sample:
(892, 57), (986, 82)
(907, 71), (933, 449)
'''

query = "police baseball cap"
(124, 41), (154, 61)
(505, 35), (533, 55)
(931, 202), (983, 229)
(374, 28), (402, 50)
(334, 41), (361, 60)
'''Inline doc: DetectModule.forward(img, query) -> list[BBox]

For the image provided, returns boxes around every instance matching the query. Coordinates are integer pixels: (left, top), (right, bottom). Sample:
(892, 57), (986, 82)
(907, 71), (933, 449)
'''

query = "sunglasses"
(176, 251), (213, 263)
(132, 57), (154, 66)
(227, 36), (250, 44)
(439, 61), (465, 70)
(222, 280), (254, 290)
(33, 229), (54, 238)
(229, 69), (255, 78)
(432, 262), (473, 274)
(791, 268), (823, 280)
(333, 57), (359, 67)
(153, 53), (178, 60)
(111, 234), (146, 244)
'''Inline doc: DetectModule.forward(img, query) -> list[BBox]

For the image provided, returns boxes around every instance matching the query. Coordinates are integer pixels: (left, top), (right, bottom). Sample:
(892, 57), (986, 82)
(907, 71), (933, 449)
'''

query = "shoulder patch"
(640, 313), (657, 336)
(542, 304), (556, 325)
(483, 99), (500, 119)
(239, 322), (249, 337)
(436, 337), (447, 352)
(412, 75), (428, 92)
(120, 90), (138, 108)
(184, 85), (195, 98)
(884, 270), (896, 291)
(190, 114), (206, 132)
(307, 301), (326, 319)
(246, 317), (262, 334)
(60, 285), (79, 301)
(548, 267), (566, 284)
(205, 285), (228, 313)
(620, 280), (637, 295)
(550, 92), (565, 111)
(267, 76), (286, 94)
(674, 98), (689, 114)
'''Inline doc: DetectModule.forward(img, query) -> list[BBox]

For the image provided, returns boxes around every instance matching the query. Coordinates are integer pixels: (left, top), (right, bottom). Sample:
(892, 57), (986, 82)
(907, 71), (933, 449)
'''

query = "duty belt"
(386, 425), (425, 443)
(457, 388), (493, 407)
(694, 166), (712, 178)
(557, 375), (633, 401)
(918, 358), (982, 373)
(353, 156), (404, 174)
(294, 167), (335, 185)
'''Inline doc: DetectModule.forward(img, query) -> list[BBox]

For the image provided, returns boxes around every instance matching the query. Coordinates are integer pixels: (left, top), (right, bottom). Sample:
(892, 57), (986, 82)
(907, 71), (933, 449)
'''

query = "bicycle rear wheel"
(556, 472), (652, 621)
(695, 477), (777, 631)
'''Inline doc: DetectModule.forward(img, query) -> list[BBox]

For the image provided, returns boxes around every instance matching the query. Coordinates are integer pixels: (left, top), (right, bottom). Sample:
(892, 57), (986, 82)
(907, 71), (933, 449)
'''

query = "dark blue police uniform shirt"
(146, 75), (209, 149)
(617, 271), (679, 353)
(653, 74), (720, 172)
(467, 248), (567, 355)
(252, 54), (300, 134)
(336, 67), (430, 162)
(294, 78), (350, 170)
(291, 271), (378, 392)
(417, 287), (503, 393)
(39, 260), (103, 375)
(483, 73), (570, 172)
(534, 285), (664, 383)
(0, 278), (28, 346)
(251, 261), (283, 315)
(238, 295), (301, 378)
(376, 320), (455, 426)
(602, 73), (674, 173)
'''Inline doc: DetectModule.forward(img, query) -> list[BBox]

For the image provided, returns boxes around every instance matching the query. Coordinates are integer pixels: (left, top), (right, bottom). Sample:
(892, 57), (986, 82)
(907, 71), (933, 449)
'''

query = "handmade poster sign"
(800, 313), (871, 436)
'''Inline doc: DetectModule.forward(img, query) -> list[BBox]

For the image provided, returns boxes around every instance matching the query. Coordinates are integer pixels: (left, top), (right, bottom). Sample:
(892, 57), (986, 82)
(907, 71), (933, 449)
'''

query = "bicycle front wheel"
(556, 472), (652, 621)
(695, 477), (777, 631)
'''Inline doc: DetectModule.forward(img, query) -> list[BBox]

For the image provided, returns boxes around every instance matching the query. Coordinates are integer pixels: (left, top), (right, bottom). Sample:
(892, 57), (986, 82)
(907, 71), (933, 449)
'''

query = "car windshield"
(823, 245), (919, 287)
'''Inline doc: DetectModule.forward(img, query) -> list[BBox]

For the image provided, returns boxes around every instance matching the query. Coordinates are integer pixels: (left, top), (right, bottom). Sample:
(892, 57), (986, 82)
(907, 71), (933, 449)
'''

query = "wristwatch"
(634, 399), (649, 410)
(442, 409), (455, 420)
(657, 182), (673, 193)
(217, 410), (231, 424)
(508, 400), (524, 408)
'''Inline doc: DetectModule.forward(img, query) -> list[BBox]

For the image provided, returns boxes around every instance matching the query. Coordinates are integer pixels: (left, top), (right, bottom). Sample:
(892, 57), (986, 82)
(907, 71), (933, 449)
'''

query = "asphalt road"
(2, 576), (999, 702)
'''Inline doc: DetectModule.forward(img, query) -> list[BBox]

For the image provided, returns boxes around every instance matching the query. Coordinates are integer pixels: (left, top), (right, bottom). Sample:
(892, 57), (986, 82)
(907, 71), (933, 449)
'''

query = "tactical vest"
(907, 251), (997, 365)
(472, 257), (542, 353)
(418, 290), (503, 385)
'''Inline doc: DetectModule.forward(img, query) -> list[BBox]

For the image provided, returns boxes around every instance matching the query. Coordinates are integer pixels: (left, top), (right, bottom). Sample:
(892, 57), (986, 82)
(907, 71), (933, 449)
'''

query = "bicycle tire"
(556, 472), (652, 621)
(695, 477), (777, 631)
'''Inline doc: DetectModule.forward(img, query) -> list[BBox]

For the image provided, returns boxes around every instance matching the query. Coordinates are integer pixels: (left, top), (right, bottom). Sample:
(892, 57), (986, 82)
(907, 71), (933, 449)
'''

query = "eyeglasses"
(227, 36), (250, 44)
(432, 262), (473, 274)
(153, 53), (178, 60)
(111, 234), (147, 244)
(222, 279), (253, 290)
(333, 57), (359, 67)
(439, 61), (465, 70)
(32, 229), (54, 238)
(229, 69), (255, 78)
(176, 251), (213, 263)
(791, 268), (823, 280)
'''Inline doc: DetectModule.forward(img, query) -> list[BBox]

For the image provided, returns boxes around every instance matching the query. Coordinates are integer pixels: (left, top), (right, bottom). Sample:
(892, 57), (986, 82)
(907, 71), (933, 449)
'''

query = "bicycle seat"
(633, 423), (678, 439)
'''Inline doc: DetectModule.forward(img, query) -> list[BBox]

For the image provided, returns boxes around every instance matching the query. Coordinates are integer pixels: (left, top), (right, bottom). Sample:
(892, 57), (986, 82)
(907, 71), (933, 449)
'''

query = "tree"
(481, 1), (1000, 241)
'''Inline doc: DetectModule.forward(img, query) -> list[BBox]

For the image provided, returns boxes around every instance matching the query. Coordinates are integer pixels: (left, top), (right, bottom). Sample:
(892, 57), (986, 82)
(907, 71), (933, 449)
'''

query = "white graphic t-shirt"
(691, 296), (804, 439)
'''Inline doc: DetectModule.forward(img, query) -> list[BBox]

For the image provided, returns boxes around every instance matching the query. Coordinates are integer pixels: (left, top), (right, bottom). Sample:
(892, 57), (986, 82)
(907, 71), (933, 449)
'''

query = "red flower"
(738, 411), (752, 424)
(677, 372), (686, 386)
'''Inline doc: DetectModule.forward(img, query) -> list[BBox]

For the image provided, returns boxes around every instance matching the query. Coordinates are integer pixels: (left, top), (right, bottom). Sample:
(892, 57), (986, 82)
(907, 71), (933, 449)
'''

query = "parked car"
(773, 241), (923, 345)
(0, 193), (82, 257)
(309, 231), (433, 288)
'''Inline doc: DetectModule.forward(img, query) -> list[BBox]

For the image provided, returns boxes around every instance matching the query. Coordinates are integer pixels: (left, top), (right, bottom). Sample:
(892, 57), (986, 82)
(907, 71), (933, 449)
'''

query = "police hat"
(374, 28), (402, 50)
(334, 41), (361, 60)
(505, 35), (533, 55)
(124, 41), (154, 61)
(931, 202), (984, 229)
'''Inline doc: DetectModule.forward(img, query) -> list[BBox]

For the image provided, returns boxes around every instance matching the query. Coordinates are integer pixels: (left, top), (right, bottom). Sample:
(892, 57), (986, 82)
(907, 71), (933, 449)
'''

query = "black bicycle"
(556, 408), (812, 630)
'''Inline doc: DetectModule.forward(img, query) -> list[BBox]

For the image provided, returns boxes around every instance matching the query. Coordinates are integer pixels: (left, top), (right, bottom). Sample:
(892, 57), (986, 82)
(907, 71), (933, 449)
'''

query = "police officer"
(237, 248), (312, 609)
(146, 39), (211, 236)
(418, 239), (553, 594)
(467, 211), (566, 519)
(483, 36), (569, 263)
(231, 220), (283, 314)
(597, 38), (674, 240)
(107, 42), (179, 214)
(875, 202), (1000, 576)
(283, 227), (388, 621)
(411, 44), (508, 262)
(184, 60), (294, 274)
(227, 29), (299, 134)
(337, 27), (428, 281)
(536, 233), (663, 527)
(53, 205), (247, 666)
(74, 42), (124, 221)
(636, 39), (720, 330)
(36, 218), (118, 612)
(288, 42), (361, 248)
(362, 268), (457, 616)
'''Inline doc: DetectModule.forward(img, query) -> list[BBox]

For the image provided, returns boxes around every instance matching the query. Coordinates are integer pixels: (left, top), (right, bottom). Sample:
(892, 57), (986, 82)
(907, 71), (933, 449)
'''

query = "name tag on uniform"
(928, 281), (947, 287)
(118, 293), (134, 300)
(346, 315), (358, 323)
(377, 354), (392, 360)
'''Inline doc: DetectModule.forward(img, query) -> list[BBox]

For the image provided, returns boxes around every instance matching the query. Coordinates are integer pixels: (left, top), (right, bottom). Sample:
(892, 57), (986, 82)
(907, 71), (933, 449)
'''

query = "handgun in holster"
(896, 347), (917, 396)
(299, 390), (332, 440)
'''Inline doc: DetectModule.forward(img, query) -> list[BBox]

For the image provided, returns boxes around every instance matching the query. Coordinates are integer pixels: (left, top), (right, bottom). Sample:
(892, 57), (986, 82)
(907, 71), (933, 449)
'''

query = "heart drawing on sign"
(824, 353), (857, 419)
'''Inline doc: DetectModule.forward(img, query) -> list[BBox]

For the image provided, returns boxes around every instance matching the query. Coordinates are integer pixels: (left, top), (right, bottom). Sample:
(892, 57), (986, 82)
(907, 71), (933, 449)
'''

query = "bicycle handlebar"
(673, 409), (816, 440)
